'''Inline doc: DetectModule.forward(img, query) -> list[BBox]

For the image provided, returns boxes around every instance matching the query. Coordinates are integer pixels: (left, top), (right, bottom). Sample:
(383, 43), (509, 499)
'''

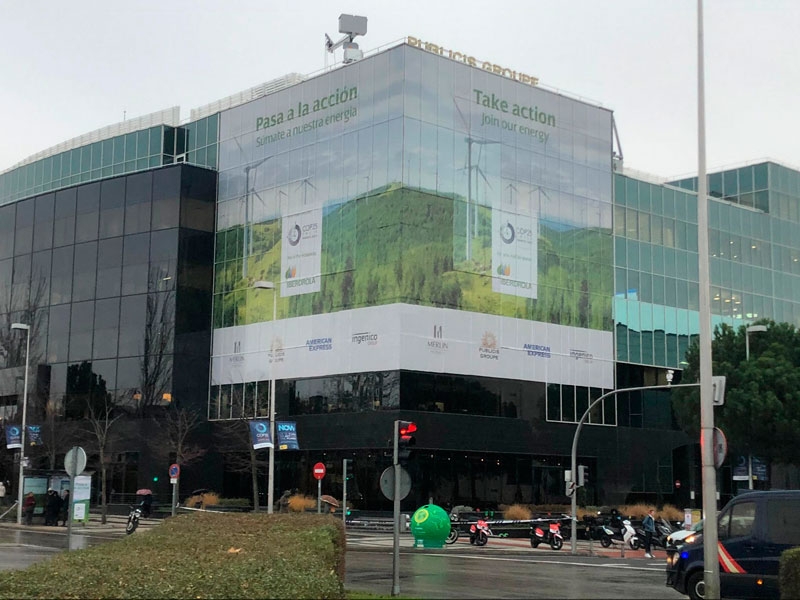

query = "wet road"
(345, 550), (684, 599)
(0, 526), (119, 571)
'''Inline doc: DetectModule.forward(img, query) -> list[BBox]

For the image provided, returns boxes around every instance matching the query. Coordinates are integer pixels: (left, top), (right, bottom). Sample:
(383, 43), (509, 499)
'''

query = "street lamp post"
(11, 322), (31, 525)
(253, 281), (278, 514)
(744, 324), (767, 490)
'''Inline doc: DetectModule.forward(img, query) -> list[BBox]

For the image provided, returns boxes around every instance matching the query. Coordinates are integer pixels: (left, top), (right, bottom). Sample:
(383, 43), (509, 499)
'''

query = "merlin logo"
(499, 222), (515, 244)
(433, 325), (443, 338)
(428, 324), (448, 353)
(269, 336), (285, 364)
(287, 223), (302, 246)
(233, 341), (241, 354)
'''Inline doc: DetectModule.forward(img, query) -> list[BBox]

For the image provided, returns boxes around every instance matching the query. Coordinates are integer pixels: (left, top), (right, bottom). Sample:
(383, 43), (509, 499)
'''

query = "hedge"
(780, 546), (800, 600)
(0, 512), (346, 599)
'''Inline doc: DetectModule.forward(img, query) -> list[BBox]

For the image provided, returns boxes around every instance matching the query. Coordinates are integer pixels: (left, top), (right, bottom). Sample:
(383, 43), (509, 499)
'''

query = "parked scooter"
(530, 518), (564, 550)
(469, 519), (493, 546)
(599, 518), (639, 549)
(125, 504), (143, 534)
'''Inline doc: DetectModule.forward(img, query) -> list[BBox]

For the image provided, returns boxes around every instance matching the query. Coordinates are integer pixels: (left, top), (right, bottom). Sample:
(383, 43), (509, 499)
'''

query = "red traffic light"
(399, 422), (417, 436)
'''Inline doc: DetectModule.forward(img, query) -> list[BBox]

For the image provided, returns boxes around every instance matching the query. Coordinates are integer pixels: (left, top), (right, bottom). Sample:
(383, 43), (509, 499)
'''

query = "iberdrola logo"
(496, 264), (511, 276)
(285, 266), (297, 279)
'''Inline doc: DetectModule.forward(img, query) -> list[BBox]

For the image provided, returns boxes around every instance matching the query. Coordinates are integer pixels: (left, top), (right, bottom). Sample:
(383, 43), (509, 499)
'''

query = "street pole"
(254, 281), (278, 514)
(697, 2), (720, 596)
(11, 323), (30, 526)
(745, 325), (765, 491)
(570, 383), (700, 554)
(342, 458), (348, 530)
(268, 287), (277, 514)
(392, 420), (401, 597)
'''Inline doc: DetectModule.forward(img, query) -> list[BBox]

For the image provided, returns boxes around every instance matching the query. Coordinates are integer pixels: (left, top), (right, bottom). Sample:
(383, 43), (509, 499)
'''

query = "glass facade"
(0, 116), (219, 207)
(0, 164), (216, 421)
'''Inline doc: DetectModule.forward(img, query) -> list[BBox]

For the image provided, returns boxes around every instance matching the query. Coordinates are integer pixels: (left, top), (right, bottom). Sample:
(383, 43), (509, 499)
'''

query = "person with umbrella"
(136, 488), (153, 518)
(320, 495), (339, 514)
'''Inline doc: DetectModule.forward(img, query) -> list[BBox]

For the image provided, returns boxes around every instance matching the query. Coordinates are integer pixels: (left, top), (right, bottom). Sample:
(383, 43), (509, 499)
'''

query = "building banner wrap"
(276, 421), (299, 450)
(281, 207), (322, 297)
(5, 425), (21, 449)
(249, 421), (273, 449)
(491, 199), (538, 299)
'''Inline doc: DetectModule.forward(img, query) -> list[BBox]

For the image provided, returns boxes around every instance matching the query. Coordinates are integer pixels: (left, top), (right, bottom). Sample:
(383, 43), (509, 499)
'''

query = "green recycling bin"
(410, 504), (450, 548)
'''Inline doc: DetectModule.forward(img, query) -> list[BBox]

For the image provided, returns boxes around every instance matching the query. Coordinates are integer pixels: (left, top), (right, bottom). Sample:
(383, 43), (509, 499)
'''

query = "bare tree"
(81, 387), (123, 524)
(36, 402), (80, 471)
(213, 419), (267, 511)
(150, 406), (207, 504)
(135, 269), (175, 417)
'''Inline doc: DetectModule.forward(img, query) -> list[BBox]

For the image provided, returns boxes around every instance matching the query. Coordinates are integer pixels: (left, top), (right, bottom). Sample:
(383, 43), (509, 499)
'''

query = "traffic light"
(343, 458), (353, 481)
(398, 420), (417, 460)
(578, 465), (589, 487)
(152, 476), (159, 483)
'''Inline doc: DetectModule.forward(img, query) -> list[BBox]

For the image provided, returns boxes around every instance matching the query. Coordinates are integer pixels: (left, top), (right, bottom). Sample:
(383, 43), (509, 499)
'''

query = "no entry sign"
(313, 462), (326, 480)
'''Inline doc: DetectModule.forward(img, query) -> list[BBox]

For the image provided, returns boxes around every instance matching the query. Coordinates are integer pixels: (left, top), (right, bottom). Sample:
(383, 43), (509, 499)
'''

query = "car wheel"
(686, 571), (705, 600)
(600, 535), (612, 548)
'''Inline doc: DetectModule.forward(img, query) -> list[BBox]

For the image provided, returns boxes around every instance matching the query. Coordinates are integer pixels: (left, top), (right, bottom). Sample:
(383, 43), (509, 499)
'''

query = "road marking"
(394, 552), (666, 572)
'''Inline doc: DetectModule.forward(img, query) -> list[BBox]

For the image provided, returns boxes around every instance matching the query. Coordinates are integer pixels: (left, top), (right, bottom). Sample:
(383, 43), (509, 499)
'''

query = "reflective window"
(33, 194), (55, 252)
(53, 188), (76, 247)
(124, 172), (152, 234)
(766, 498), (800, 545)
(96, 237), (123, 299)
(50, 246), (74, 305)
(14, 199), (34, 256)
(72, 242), (97, 302)
(75, 183), (100, 242)
(99, 178), (125, 238)
(93, 297), (120, 359)
(121, 233), (150, 296)
(118, 294), (147, 357)
(69, 301), (94, 361)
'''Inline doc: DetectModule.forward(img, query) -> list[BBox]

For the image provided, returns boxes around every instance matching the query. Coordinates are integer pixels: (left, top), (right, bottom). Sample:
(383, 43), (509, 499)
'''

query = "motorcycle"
(530, 519), (564, 550)
(469, 519), (493, 546)
(446, 514), (460, 544)
(125, 504), (143, 534)
(599, 518), (639, 549)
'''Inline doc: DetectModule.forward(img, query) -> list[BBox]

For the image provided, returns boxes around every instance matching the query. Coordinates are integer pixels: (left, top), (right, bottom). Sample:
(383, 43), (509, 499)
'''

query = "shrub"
(502, 504), (532, 520)
(780, 547), (800, 599)
(288, 494), (317, 512)
(216, 497), (251, 508)
(183, 491), (220, 509)
(659, 504), (684, 521)
(0, 512), (346, 599)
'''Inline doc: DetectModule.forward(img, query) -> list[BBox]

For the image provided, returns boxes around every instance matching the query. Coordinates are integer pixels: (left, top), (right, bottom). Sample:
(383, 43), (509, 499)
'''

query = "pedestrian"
(643, 508), (656, 559)
(59, 490), (70, 526)
(45, 489), (61, 526)
(23, 491), (36, 525)
(0, 480), (6, 506)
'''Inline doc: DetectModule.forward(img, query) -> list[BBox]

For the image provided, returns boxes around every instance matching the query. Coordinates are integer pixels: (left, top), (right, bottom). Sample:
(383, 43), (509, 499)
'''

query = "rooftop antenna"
(325, 14), (367, 69)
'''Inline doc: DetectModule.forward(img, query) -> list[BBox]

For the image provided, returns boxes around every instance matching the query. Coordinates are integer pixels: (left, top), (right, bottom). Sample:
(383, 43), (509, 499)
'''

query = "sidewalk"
(0, 511), (162, 534)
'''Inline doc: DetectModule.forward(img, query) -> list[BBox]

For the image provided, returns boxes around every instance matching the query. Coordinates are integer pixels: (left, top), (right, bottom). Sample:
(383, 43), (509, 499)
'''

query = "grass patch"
(0, 512), (345, 599)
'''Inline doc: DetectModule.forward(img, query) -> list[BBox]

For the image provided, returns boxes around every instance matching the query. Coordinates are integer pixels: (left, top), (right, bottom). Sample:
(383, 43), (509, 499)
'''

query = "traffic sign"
(379, 466), (411, 501)
(675, 479), (681, 489)
(313, 462), (326, 480)
(713, 427), (728, 469)
(169, 463), (180, 478)
(64, 446), (87, 477)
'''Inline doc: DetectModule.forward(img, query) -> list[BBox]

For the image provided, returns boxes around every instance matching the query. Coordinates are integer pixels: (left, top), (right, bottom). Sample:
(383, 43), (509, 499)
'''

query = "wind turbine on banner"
(296, 176), (317, 206)
(454, 98), (498, 263)
(528, 183), (553, 236)
(233, 135), (273, 279)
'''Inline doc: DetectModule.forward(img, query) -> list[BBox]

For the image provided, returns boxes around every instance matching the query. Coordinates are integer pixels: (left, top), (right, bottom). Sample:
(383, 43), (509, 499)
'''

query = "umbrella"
(136, 488), (153, 495)
(320, 495), (339, 508)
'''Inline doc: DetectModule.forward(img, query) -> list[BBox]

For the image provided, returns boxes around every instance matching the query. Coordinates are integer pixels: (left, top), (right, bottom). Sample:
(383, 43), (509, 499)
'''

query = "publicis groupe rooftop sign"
(407, 36), (539, 87)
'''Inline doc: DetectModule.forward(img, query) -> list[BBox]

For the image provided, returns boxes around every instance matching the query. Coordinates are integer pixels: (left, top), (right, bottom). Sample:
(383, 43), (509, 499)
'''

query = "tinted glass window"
(124, 172), (152, 234)
(50, 246), (74, 305)
(75, 182), (101, 242)
(152, 168), (180, 230)
(122, 233), (150, 295)
(99, 178), (125, 238)
(96, 237), (123, 299)
(33, 194), (55, 252)
(719, 501), (756, 540)
(72, 242), (98, 302)
(53, 188), (76, 247)
(47, 304), (71, 363)
(69, 301), (94, 361)
(766, 498), (800, 545)
(118, 294), (147, 357)
(93, 297), (120, 359)
(0, 205), (14, 259)
(14, 199), (34, 256)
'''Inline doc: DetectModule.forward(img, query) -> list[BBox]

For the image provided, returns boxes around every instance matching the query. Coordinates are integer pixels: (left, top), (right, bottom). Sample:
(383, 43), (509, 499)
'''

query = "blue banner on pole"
(276, 421), (300, 450)
(249, 421), (273, 450)
(26, 425), (41, 446)
(5, 425), (22, 449)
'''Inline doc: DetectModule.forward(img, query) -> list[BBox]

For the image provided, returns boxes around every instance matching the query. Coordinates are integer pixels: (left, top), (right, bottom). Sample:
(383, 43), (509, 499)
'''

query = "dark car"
(666, 490), (800, 599)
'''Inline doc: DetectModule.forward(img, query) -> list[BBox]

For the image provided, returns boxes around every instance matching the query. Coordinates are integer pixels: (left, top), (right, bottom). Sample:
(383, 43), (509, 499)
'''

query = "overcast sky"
(1, 0), (798, 179)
